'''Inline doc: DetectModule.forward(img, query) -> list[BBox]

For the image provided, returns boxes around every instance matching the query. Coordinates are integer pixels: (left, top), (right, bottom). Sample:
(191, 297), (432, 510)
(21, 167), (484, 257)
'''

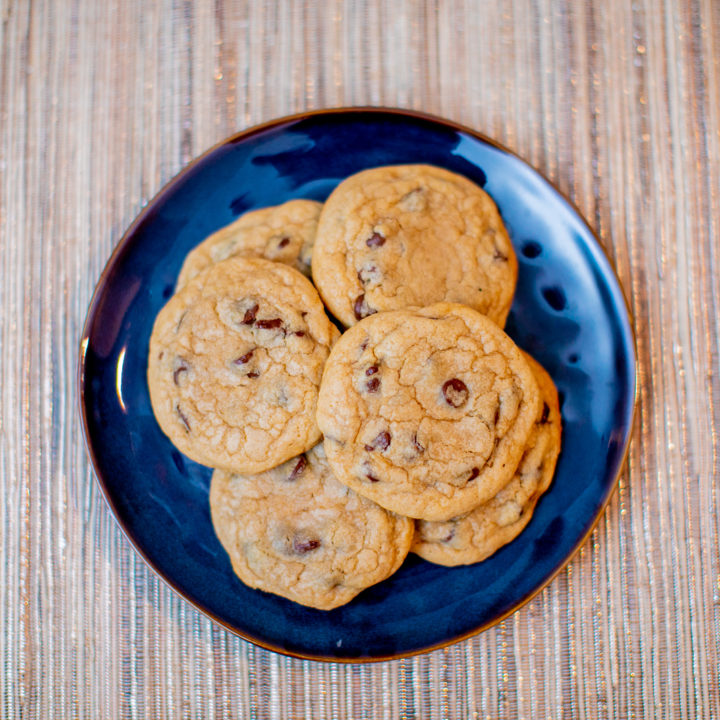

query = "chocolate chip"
(494, 404), (500, 425)
(247, 371), (260, 378)
(173, 362), (188, 385)
(442, 528), (455, 543)
(176, 405), (190, 432)
(412, 434), (425, 455)
(493, 248), (509, 262)
(288, 455), (307, 480)
(366, 472), (380, 483)
(467, 467), (480, 482)
(234, 349), (254, 365)
(255, 318), (283, 330)
(278, 236), (290, 248)
(540, 402), (550, 424)
(358, 264), (380, 285)
(365, 365), (378, 376)
(242, 303), (259, 325)
(365, 377), (380, 393)
(366, 430), (391, 452)
(353, 293), (376, 320)
(294, 331), (305, 337)
(293, 537), (321, 554)
(442, 378), (469, 408)
(353, 294), (366, 320)
(366, 231), (386, 247)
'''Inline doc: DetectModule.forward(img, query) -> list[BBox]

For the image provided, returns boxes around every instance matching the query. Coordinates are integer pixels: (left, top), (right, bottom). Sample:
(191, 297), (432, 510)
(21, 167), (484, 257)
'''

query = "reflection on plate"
(79, 108), (636, 662)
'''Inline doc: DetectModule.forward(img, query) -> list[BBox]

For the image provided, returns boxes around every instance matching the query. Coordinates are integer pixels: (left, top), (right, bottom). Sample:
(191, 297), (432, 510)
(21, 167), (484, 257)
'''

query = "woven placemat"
(1, 0), (719, 716)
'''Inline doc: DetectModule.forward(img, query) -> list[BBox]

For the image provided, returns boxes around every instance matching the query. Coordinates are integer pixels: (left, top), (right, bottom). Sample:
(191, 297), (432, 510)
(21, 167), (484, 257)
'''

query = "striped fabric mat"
(1, 0), (718, 716)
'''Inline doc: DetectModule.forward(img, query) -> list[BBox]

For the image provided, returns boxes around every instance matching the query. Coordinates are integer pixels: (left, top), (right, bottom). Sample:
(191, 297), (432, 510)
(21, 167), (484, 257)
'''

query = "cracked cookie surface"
(148, 256), (339, 474)
(311, 164), (517, 328)
(209, 444), (414, 610)
(316, 303), (541, 521)
(411, 354), (562, 565)
(176, 199), (322, 289)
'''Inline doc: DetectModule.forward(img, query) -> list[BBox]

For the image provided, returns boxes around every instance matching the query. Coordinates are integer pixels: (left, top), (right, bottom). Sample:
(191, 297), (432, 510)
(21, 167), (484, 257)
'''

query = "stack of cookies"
(147, 165), (561, 610)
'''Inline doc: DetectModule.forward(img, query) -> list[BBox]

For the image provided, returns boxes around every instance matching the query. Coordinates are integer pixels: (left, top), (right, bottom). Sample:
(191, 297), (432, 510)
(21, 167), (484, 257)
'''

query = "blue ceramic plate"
(80, 108), (636, 662)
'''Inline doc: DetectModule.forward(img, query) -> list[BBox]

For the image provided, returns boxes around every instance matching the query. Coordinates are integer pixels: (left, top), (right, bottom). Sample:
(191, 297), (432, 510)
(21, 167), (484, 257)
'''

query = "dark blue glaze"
(80, 109), (636, 661)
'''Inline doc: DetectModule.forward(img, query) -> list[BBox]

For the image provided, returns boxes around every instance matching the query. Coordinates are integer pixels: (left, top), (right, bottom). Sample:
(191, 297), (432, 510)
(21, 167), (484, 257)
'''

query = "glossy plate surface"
(80, 108), (636, 662)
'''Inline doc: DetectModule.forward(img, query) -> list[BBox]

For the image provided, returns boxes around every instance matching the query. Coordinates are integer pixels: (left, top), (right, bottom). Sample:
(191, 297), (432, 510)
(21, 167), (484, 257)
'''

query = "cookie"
(176, 199), (322, 289)
(316, 303), (541, 521)
(311, 164), (516, 328)
(209, 444), (415, 610)
(411, 354), (562, 566)
(147, 256), (339, 474)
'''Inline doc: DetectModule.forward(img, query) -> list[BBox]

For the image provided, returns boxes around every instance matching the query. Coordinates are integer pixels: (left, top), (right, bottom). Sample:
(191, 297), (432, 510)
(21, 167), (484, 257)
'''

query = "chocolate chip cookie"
(316, 303), (541, 521)
(176, 199), (322, 289)
(411, 354), (562, 565)
(147, 256), (339, 474)
(311, 164), (516, 328)
(209, 444), (414, 610)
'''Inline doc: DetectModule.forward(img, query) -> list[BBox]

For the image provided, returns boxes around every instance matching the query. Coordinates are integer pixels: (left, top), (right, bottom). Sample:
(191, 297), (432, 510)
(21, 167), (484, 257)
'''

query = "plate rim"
(78, 106), (638, 663)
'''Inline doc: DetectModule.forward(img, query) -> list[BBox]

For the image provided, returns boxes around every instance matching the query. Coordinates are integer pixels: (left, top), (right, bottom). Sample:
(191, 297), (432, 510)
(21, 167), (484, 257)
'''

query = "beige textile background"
(1, 0), (719, 717)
